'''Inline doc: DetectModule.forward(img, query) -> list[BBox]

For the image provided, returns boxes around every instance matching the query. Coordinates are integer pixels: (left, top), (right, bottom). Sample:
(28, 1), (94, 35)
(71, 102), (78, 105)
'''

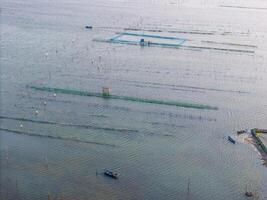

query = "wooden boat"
(245, 191), (253, 197)
(245, 185), (253, 197)
(228, 136), (236, 144)
(104, 169), (118, 179)
(255, 128), (267, 133)
(237, 130), (246, 135)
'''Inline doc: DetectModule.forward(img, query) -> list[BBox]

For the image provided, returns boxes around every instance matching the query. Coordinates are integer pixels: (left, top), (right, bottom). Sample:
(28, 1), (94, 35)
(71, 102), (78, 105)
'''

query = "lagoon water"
(1, 0), (267, 199)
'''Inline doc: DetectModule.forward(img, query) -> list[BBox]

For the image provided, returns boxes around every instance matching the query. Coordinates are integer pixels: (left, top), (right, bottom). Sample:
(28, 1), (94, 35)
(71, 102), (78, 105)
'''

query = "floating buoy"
(20, 124), (23, 128)
(44, 101), (47, 105)
(35, 110), (39, 115)
(53, 93), (57, 97)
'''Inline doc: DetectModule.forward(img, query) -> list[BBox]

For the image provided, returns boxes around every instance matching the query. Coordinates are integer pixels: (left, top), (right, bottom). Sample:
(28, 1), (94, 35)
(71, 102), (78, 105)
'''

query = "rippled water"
(1, 0), (267, 199)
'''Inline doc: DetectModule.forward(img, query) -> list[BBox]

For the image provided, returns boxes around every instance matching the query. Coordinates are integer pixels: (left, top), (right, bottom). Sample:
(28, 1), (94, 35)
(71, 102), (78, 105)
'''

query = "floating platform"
(29, 85), (218, 110)
(93, 32), (254, 53)
(93, 32), (187, 48)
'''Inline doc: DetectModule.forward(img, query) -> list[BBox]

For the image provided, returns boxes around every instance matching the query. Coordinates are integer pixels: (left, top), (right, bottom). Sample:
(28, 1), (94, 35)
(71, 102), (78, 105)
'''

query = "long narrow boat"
(104, 169), (118, 179)
(228, 136), (236, 144)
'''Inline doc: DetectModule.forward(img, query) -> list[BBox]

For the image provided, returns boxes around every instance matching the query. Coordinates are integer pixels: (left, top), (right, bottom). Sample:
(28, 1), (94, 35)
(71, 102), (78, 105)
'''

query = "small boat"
(228, 136), (236, 144)
(245, 191), (253, 197)
(140, 38), (145, 46)
(85, 26), (93, 29)
(104, 169), (118, 179)
(245, 185), (253, 197)
(237, 130), (246, 135)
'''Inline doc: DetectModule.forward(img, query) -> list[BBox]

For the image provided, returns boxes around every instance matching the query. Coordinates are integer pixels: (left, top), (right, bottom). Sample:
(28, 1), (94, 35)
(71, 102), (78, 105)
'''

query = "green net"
(29, 85), (218, 110)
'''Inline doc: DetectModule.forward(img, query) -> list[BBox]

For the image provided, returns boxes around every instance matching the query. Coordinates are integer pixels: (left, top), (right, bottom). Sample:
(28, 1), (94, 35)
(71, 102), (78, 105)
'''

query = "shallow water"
(1, 0), (267, 199)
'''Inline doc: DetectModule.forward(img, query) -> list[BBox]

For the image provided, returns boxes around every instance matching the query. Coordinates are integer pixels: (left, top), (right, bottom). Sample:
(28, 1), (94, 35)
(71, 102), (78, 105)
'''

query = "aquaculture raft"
(29, 85), (218, 110)
(93, 32), (187, 48)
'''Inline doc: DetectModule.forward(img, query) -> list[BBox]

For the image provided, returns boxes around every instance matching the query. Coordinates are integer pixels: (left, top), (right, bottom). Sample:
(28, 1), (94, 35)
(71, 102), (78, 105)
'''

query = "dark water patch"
(0, 115), (138, 133)
(29, 85), (218, 110)
(0, 128), (117, 147)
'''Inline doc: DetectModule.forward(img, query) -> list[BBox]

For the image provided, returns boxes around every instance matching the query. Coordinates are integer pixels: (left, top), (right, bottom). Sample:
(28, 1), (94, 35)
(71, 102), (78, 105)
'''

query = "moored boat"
(245, 191), (253, 197)
(104, 169), (118, 179)
(228, 136), (236, 144)
(237, 129), (246, 135)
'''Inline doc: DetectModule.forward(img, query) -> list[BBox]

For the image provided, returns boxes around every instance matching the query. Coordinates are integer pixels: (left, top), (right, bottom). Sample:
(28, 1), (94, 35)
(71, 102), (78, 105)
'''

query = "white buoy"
(20, 124), (23, 128)
(35, 110), (39, 115)
(53, 93), (57, 97)
(44, 101), (47, 105)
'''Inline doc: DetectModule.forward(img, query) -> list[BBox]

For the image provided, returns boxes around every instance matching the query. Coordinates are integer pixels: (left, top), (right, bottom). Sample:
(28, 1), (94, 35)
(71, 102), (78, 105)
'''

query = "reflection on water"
(1, 0), (267, 199)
